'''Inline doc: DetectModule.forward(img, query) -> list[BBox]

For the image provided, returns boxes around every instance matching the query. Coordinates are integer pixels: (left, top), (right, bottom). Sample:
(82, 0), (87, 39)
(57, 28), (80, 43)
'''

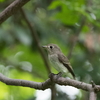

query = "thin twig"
(20, 8), (51, 74)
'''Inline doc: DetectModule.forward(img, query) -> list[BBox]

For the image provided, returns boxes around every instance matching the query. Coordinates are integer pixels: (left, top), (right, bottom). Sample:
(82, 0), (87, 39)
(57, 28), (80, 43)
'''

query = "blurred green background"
(0, 0), (100, 100)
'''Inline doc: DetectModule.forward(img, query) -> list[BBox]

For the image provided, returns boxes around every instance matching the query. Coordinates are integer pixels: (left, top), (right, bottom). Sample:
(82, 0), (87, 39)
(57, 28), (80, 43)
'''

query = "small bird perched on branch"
(43, 44), (75, 79)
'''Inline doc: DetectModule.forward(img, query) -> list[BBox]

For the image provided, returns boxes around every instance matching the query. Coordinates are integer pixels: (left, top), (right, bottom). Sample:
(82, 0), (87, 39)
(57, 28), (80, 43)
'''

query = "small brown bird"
(43, 44), (75, 79)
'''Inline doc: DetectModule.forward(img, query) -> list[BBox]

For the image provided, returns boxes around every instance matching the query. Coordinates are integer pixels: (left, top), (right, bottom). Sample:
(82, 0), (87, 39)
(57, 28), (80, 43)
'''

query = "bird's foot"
(49, 73), (55, 79)
(57, 72), (62, 77)
(49, 72), (62, 81)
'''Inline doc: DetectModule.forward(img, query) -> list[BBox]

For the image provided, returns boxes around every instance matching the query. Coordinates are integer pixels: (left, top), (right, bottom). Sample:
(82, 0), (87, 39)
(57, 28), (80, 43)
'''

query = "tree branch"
(0, 73), (51, 90)
(0, 73), (100, 92)
(0, 0), (30, 24)
(51, 83), (56, 100)
(89, 91), (97, 100)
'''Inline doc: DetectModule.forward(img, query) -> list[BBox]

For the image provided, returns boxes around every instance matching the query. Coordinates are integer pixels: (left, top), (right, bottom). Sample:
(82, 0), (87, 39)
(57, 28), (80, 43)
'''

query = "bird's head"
(42, 44), (61, 55)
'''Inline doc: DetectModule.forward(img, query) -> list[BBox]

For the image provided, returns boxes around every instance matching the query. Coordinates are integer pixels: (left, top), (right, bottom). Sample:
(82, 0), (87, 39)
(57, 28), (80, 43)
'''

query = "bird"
(42, 44), (75, 79)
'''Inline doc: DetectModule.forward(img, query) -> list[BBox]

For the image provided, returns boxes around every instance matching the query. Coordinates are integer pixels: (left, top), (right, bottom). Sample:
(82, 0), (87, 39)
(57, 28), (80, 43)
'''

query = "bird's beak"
(42, 45), (48, 48)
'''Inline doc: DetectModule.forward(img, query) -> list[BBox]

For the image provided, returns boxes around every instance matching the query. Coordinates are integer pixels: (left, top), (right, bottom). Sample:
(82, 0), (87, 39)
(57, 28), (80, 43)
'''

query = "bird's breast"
(48, 54), (58, 62)
(48, 54), (68, 73)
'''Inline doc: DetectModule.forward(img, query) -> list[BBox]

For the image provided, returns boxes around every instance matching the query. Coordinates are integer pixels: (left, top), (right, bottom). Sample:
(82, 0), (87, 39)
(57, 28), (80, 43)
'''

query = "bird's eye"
(50, 46), (53, 49)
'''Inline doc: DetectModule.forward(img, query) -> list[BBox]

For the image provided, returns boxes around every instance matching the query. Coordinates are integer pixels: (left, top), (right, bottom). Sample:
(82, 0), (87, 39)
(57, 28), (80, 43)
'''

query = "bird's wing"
(58, 53), (75, 79)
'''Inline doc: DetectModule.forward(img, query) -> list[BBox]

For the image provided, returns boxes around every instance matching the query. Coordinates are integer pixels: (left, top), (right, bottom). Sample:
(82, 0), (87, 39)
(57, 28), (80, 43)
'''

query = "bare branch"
(0, 0), (30, 24)
(0, 73), (100, 92)
(89, 91), (97, 100)
(89, 81), (97, 100)
(0, 73), (51, 90)
(51, 83), (56, 100)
